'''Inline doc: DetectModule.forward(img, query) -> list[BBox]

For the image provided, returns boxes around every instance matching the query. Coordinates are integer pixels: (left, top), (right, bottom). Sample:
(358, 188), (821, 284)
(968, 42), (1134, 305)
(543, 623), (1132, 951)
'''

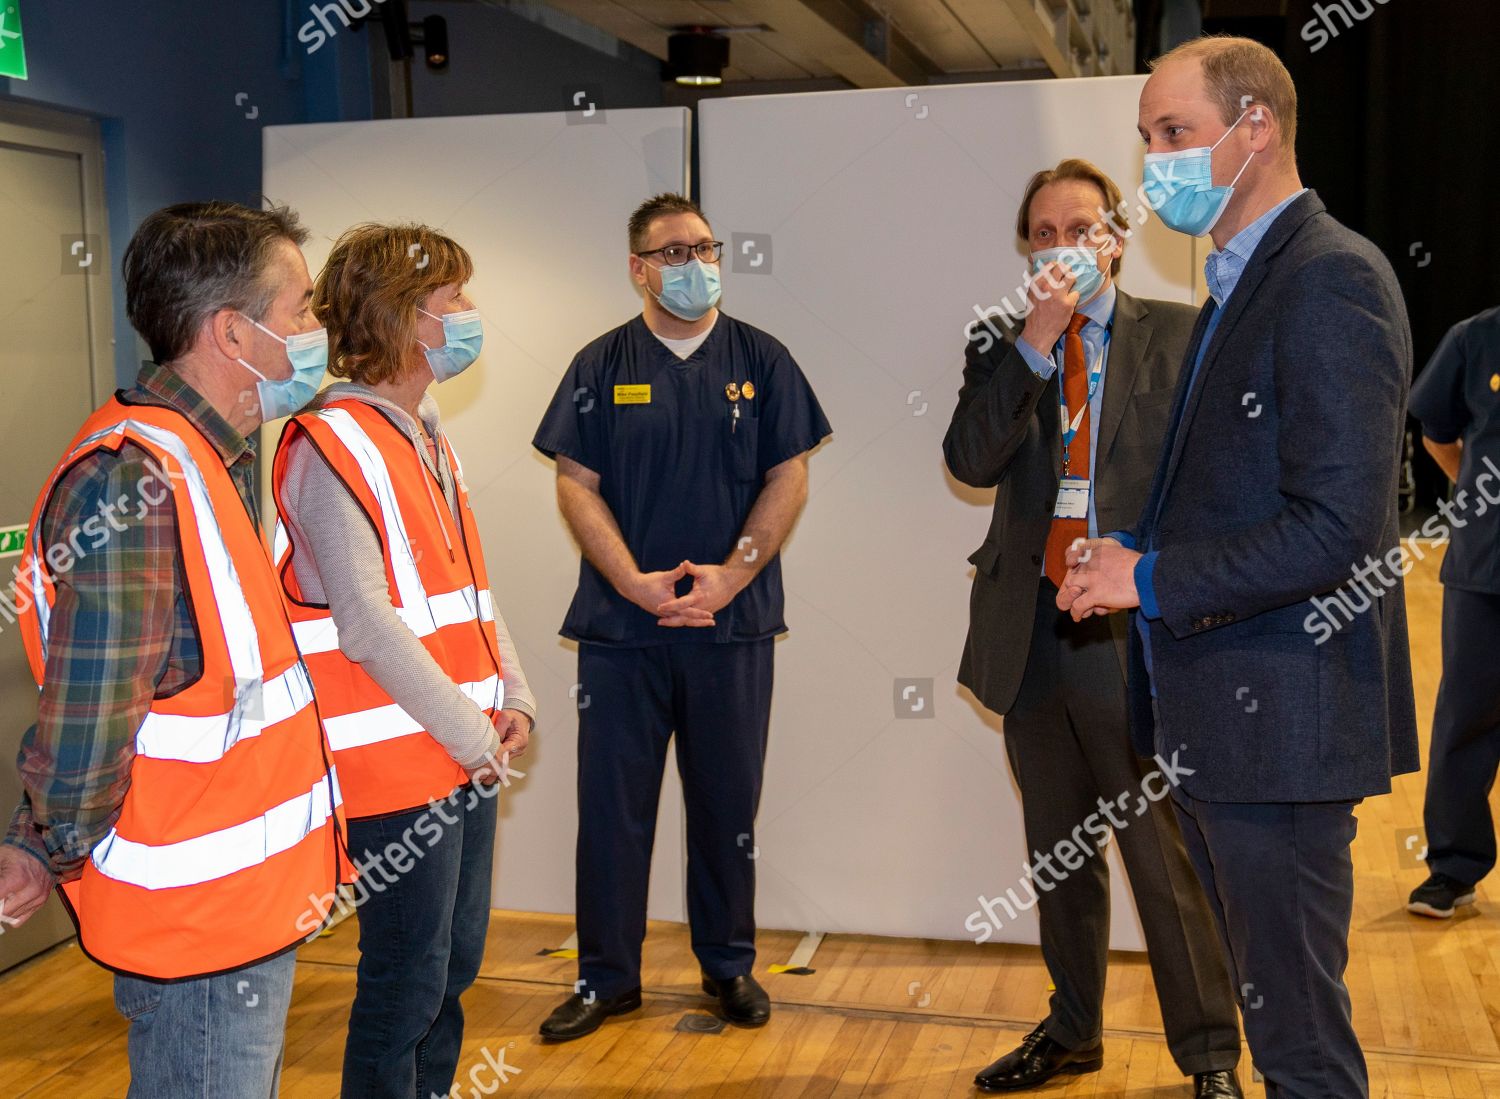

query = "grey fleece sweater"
(279, 383), (535, 769)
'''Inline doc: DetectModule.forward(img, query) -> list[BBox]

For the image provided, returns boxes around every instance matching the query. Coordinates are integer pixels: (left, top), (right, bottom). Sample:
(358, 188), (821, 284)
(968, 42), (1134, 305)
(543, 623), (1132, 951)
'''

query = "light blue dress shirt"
(1017, 282), (1117, 543)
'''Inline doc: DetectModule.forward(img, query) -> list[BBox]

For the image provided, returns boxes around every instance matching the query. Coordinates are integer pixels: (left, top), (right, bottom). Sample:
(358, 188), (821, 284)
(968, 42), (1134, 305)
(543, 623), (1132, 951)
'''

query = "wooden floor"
(3, 550), (1497, 1098)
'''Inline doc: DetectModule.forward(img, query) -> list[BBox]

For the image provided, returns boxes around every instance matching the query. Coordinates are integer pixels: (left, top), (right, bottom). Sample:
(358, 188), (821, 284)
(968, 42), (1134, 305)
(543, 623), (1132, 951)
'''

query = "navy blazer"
(1126, 191), (1420, 802)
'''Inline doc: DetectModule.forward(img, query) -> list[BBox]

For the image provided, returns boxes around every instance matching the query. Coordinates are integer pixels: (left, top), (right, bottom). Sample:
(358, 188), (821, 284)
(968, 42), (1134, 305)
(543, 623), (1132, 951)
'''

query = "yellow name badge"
(614, 384), (652, 405)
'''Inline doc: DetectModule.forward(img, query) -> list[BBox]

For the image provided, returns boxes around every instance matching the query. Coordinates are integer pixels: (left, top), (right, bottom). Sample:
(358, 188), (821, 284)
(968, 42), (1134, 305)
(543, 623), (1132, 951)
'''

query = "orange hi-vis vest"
(272, 398), (505, 820)
(16, 398), (350, 981)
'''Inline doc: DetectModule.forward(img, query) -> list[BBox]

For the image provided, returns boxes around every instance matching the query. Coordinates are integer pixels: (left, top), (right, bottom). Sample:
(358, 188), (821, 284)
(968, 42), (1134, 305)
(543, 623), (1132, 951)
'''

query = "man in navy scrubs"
(1407, 303), (1500, 920)
(533, 193), (831, 1040)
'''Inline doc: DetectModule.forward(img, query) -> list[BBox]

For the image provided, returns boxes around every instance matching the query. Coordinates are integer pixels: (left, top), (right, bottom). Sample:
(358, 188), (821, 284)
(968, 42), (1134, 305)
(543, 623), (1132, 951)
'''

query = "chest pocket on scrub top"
(724, 394), (760, 482)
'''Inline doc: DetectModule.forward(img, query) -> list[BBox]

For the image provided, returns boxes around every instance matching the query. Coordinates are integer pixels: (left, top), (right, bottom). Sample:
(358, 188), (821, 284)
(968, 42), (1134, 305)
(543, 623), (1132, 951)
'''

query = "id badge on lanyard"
(1055, 342), (1104, 519)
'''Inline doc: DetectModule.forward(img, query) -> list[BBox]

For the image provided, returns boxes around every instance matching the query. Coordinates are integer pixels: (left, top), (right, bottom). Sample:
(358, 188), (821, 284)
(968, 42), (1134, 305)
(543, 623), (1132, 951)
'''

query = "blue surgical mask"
(237, 315), (328, 420)
(417, 307), (484, 383)
(651, 259), (721, 321)
(1030, 245), (1108, 303)
(1142, 108), (1258, 237)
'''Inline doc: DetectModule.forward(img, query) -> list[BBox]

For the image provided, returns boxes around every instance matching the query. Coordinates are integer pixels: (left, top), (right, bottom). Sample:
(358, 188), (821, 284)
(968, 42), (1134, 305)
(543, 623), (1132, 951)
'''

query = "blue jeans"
(113, 949), (297, 1098)
(340, 782), (497, 1099)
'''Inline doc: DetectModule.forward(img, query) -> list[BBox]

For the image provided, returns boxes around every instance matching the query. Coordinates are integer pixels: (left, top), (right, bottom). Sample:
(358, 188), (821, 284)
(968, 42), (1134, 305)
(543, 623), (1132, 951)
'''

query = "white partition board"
(263, 109), (692, 921)
(700, 75), (1202, 948)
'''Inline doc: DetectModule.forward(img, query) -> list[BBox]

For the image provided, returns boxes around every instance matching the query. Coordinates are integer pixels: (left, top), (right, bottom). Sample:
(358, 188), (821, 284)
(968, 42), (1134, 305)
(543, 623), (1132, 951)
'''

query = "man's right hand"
(1020, 260), (1080, 357)
(624, 564), (714, 627)
(0, 845), (55, 929)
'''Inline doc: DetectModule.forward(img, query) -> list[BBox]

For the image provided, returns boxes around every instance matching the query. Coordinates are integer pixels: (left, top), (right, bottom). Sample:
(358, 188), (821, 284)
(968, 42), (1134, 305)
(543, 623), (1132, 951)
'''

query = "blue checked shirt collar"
(1204, 189), (1308, 307)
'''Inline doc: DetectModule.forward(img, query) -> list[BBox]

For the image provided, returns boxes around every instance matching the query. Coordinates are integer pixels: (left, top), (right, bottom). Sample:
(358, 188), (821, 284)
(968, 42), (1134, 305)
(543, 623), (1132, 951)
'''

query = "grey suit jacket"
(1125, 191), (1421, 802)
(943, 289), (1198, 717)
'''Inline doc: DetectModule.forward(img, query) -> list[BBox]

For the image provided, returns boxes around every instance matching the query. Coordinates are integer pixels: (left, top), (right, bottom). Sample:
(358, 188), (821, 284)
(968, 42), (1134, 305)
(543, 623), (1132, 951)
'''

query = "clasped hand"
(1054, 537), (1142, 621)
(629, 561), (748, 628)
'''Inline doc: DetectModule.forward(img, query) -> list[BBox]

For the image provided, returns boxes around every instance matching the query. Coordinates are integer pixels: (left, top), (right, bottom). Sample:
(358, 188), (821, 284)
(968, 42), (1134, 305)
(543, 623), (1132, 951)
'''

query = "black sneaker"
(1407, 872), (1477, 919)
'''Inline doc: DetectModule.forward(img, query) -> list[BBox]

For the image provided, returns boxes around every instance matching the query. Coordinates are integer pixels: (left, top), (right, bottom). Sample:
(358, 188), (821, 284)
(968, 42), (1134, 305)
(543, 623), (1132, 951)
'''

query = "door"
(0, 102), (115, 972)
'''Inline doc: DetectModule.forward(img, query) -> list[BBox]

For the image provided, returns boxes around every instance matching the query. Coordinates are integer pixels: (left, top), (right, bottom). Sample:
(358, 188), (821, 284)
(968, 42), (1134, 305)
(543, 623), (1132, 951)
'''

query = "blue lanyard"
(1057, 331), (1106, 467)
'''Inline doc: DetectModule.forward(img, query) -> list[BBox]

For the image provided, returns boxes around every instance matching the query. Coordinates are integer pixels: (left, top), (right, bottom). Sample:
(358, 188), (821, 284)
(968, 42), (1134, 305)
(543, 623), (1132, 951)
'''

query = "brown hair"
(628, 193), (710, 253)
(314, 223), (474, 386)
(1150, 35), (1298, 155)
(124, 202), (308, 364)
(1015, 159), (1125, 277)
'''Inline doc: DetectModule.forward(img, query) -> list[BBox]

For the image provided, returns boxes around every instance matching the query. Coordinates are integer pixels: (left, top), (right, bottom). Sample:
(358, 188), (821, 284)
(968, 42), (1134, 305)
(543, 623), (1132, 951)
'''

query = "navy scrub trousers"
(574, 638), (775, 1000)
(1423, 586), (1500, 885)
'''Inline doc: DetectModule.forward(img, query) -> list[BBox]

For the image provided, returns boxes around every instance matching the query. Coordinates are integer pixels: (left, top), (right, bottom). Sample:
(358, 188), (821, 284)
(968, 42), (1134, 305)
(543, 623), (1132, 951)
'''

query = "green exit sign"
(0, 1), (26, 82)
(0, 525), (27, 558)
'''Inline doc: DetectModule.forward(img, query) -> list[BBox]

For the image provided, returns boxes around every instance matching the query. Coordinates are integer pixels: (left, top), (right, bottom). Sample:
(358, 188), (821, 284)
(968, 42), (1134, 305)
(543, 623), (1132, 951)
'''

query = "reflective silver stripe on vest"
(320, 674), (504, 752)
(89, 775), (337, 891)
(287, 408), (495, 660)
(290, 584), (495, 656)
(134, 662), (316, 763)
(28, 419), (266, 715)
(316, 408), (434, 631)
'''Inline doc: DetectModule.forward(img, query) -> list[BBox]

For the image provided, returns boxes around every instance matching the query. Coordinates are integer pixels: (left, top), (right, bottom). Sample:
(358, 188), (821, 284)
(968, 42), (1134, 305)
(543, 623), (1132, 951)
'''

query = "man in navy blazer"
(1059, 36), (1419, 1098)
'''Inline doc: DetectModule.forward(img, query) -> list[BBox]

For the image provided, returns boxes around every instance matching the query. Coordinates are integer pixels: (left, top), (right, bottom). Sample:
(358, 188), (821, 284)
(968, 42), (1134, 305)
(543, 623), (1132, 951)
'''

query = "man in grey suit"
(1060, 37), (1419, 1098)
(945, 159), (1242, 1098)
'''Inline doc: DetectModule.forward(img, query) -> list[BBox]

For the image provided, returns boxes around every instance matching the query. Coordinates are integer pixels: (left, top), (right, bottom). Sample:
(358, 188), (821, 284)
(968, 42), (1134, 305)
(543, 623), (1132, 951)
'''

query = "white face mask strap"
(416, 307), (446, 351)
(1227, 147), (1255, 190)
(238, 312), (287, 346)
(1212, 107), (1259, 189)
(1210, 107), (1251, 152)
(234, 313), (285, 384)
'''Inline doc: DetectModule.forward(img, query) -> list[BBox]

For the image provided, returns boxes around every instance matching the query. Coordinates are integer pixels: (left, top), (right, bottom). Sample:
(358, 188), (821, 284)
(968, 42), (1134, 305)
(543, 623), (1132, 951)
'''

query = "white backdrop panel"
(263, 108), (691, 921)
(700, 75), (1201, 948)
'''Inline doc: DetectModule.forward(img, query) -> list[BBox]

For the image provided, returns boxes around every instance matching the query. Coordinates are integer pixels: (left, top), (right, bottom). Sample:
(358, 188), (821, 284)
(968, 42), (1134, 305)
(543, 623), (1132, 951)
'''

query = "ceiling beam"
(703, 0), (841, 78)
(541, 0), (673, 60)
(712, 0), (923, 87)
(878, 0), (999, 72)
(543, 0), (941, 89)
(946, 0), (1074, 76)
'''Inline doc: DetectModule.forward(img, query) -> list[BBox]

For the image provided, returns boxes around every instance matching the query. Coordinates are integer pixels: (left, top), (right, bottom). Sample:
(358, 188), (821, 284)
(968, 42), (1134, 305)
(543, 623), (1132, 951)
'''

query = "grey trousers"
(1001, 581), (1241, 1076)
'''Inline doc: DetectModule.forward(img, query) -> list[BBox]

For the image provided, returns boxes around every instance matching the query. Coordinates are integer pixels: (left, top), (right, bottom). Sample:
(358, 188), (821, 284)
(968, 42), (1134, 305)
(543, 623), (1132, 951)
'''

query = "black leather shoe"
(1194, 1070), (1244, 1097)
(974, 1023), (1102, 1091)
(538, 986), (642, 1041)
(702, 974), (771, 1027)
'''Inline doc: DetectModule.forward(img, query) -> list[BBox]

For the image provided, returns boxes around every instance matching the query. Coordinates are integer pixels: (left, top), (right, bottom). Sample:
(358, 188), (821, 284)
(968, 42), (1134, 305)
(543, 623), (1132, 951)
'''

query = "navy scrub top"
(533, 312), (832, 646)
(1409, 304), (1500, 595)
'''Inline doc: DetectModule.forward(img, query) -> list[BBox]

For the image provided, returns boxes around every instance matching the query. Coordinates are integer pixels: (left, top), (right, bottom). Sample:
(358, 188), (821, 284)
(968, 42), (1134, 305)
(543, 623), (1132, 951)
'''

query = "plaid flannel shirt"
(3, 362), (258, 882)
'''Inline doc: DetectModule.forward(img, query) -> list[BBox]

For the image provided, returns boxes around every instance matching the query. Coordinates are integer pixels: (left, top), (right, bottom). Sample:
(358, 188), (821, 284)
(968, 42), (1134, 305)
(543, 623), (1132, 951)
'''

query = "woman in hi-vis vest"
(271, 223), (536, 1099)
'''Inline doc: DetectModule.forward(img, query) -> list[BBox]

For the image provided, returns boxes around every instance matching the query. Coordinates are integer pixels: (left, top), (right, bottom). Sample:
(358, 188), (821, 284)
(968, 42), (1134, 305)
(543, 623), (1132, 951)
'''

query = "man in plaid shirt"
(0, 201), (330, 1097)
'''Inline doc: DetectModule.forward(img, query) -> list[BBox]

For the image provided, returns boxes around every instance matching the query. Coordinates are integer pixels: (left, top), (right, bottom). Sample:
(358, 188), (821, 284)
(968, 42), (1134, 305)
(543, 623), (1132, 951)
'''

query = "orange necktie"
(1044, 313), (1092, 588)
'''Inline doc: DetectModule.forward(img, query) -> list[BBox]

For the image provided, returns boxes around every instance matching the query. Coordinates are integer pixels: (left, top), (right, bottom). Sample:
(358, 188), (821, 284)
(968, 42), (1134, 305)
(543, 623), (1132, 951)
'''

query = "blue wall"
(0, 0), (668, 384)
(407, 1), (662, 118)
(0, 0), (373, 383)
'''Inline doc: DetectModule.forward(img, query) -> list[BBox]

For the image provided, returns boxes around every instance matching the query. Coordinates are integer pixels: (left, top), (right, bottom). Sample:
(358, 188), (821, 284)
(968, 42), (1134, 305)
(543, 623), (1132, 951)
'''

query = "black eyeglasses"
(635, 241), (724, 266)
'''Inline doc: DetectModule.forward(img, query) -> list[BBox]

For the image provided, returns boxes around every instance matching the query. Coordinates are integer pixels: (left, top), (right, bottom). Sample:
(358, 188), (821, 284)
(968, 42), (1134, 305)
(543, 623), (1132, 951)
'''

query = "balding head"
(1145, 35), (1298, 163)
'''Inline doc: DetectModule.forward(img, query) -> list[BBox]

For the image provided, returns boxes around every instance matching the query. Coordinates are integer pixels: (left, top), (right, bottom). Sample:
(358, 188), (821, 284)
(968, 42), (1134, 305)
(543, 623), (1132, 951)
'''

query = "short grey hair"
(123, 202), (309, 364)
